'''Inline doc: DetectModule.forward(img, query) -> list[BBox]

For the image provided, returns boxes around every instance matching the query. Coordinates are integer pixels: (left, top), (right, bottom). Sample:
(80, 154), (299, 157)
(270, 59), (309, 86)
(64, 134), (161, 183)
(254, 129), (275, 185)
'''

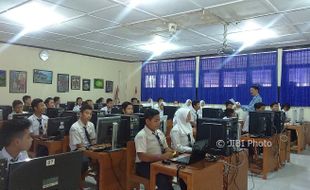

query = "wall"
(0, 43), (142, 105)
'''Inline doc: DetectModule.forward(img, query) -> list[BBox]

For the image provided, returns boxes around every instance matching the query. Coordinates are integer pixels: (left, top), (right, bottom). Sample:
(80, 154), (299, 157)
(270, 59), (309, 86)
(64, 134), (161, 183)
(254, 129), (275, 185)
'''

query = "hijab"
(174, 107), (192, 135)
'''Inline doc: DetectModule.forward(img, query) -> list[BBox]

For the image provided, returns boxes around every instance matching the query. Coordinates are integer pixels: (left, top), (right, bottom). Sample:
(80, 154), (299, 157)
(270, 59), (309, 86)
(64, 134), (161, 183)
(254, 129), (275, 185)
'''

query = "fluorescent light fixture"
(139, 36), (179, 56)
(129, 0), (142, 7)
(4, 1), (66, 33)
(228, 22), (277, 47)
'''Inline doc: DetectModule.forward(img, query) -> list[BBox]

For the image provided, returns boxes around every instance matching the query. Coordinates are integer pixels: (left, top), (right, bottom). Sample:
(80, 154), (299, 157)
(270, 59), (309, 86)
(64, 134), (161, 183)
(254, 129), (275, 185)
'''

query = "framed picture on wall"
(82, 79), (91, 91)
(71, 75), (81, 90)
(57, 74), (69, 92)
(105, 80), (113, 93)
(9, 70), (27, 93)
(94, 78), (104, 89)
(33, 69), (53, 84)
(0, 70), (6, 87)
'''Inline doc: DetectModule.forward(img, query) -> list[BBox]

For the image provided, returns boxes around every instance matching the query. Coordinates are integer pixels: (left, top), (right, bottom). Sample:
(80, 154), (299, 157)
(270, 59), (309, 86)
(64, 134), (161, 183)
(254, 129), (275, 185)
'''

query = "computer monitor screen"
(47, 117), (74, 138)
(139, 106), (151, 114)
(12, 113), (32, 120)
(59, 104), (66, 109)
(197, 118), (239, 156)
(96, 116), (121, 144)
(202, 108), (224, 119)
(66, 102), (75, 110)
(111, 107), (122, 114)
(274, 111), (285, 133)
(134, 113), (145, 131)
(117, 115), (140, 147)
(0, 106), (12, 120)
(8, 151), (82, 190)
(163, 106), (179, 120)
(249, 111), (275, 137)
(46, 108), (59, 118)
(133, 105), (141, 113)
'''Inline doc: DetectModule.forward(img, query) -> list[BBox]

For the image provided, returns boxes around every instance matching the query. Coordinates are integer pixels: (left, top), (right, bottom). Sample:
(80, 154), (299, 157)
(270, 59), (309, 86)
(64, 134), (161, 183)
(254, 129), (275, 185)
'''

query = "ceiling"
(0, 0), (310, 62)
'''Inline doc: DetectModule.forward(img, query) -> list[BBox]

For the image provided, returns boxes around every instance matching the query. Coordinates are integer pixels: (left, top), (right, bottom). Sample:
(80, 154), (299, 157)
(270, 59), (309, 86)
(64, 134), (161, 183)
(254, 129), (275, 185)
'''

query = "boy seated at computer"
(170, 107), (195, 153)
(122, 101), (134, 115)
(0, 119), (33, 165)
(8, 100), (28, 120)
(135, 109), (187, 190)
(242, 102), (266, 133)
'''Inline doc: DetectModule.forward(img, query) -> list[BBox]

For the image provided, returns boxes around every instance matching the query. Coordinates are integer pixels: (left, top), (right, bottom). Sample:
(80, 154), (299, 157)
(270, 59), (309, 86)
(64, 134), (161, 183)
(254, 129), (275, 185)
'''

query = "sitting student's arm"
(69, 128), (84, 150)
(90, 125), (97, 145)
(170, 130), (192, 153)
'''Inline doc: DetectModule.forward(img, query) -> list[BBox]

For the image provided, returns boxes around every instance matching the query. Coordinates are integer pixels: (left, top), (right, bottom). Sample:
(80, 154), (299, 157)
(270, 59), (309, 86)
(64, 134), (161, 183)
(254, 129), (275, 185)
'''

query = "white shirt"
(8, 111), (28, 120)
(73, 105), (81, 112)
(28, 114), (49, 136)
(170, 127), (195, 153)
(0, 147), (29, 166)
(190, 109), (198, 124)
(134, 126), (168, 163)
(243, 115), (249, 132)
(100, 106), (111, 114)
(69, 120), (96, 151)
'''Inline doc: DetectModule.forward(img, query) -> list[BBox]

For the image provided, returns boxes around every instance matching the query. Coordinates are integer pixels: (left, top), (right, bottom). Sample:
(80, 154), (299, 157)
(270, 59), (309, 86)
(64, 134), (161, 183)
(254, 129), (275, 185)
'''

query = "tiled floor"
(85, 147), (310, 190)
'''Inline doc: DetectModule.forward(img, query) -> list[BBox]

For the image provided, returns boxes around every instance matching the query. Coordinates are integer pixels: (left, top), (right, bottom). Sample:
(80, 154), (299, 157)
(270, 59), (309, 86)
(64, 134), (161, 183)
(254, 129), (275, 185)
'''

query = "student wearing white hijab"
(170, 108), (195, 153)
(184, 99), (193, 109)
(197, 100), (206, 118)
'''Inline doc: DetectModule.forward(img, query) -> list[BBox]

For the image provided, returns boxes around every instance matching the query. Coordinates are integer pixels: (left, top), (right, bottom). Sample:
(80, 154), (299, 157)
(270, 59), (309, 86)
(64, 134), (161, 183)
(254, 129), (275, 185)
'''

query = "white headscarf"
(174, 108), (192, 135)
(184, 99), (193, 109)
(200, 100), (206, 108)
(143, 98), (154, 108)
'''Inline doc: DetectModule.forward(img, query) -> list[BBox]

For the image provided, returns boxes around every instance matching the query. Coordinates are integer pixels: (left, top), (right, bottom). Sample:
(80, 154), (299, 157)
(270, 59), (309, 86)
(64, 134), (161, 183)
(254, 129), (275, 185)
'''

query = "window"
(159, 74), (174, 88)
(179, 73), (194, 88)
(288, 68), (310, 87)
(223, 71), (247, 87)
(252, 70), (272, 87)
(145, 75), (156, 88)
(203, 72), (219, 88)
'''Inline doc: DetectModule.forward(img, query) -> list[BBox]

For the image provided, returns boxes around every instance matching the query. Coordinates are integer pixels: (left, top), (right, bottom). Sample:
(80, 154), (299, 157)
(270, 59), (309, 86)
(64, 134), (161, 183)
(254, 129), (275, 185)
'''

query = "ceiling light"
(139, 36), (179, 56)
(228, 22), (277, 47)
(4, 1), (66, 33)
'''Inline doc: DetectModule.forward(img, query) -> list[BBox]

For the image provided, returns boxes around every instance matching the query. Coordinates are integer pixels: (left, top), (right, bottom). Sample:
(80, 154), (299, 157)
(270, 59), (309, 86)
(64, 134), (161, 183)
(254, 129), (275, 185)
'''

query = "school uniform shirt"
(243, 115), (249, 132)
(170, 108), (195, 153)
(134, 126), (168, 163)
(190, 109), (198, 124)
(28, 114), (49, 136)
(73, 105), (81, 112)
(241, 94), (262, 112)
(69, 119), (96, 151)
(100, 106), (112, 114)
(7, 111), (28, 120)
(0, 147), (29, 166)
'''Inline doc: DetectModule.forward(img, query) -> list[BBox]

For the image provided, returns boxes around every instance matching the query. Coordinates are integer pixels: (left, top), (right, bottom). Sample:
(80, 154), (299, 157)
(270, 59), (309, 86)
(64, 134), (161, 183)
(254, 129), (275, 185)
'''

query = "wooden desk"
(278, 130), (291, 166)
(287, 125), (306, 153)
(150, 159), (223, 190)
(240, 135), (278, 179)
(33, 138), (64, 155)
(84, 149), (127, 190)
(303, 122), (310, 146)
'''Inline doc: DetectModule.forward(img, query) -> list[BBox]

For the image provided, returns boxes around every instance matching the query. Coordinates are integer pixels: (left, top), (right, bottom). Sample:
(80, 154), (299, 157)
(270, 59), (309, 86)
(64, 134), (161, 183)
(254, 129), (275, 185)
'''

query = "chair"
(62, 136), (70, 152)
(126, 141), (150, 190)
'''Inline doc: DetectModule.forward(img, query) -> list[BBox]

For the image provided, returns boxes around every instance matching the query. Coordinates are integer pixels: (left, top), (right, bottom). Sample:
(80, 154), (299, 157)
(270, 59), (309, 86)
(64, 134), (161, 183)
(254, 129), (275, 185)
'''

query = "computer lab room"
(0, 0), (309, 190)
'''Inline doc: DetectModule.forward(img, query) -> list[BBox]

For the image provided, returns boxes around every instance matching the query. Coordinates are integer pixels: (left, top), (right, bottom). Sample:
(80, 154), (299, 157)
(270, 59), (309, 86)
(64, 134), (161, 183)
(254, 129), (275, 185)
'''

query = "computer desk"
(286, 124), (306, 153)
(304, 122), (310, 146)
(83, 149), (127, 190)
(33, 138), (64, 155)
(240, 134), (279, 179)
(278, 130), (291, 167)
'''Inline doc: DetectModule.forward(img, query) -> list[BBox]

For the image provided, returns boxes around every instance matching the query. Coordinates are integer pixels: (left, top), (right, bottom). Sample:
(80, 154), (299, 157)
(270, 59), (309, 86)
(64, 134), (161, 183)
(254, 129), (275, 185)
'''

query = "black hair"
(144, 108), (160, 121)
(31, 98), (43, 110)
(96, 97), (104, 104)
(131, 97), (138, 103)
(251, 85), (260, 92)
(254, 102), (265, 110)
(122, 101), (133, 111)
(12, 100), (23, 108)
(192, 100), (200, 107)
(281, 103), (291, 110)
(76, 97), (82, 104)
(157, 97), (164, 102)
(225, 100), (234, 107)
(224, 108), (235, 118)
(80, 104), (93, 113)
(0, 119), (31, 147)
(53, 96), (60, 102)
(44, 97), (53, 105)
(22, 95), (31, 103)
(270, 102), (278, 108)
(106, 98), (113, 103)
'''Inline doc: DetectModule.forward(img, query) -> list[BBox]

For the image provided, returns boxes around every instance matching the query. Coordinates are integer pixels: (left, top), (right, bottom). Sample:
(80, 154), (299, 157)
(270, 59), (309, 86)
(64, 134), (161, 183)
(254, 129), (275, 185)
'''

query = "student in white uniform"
(100, 98), (114, 114)
(0, 119), (32, 166)
(44, 97), (55, 109)
(184, 99), (192, 109)
(8, 100), (27, 120)
(197, 100), (206, 118)
(153, 97), (166, 116)
(270, 102), (280, 112)
(53, 96), (61, 109)
(134, 109), (186, 190)
(73, 97), (83, 112)
(170, 108), (195, 153)
(243, 102), (266, 133)
(122, 101), (134, 115)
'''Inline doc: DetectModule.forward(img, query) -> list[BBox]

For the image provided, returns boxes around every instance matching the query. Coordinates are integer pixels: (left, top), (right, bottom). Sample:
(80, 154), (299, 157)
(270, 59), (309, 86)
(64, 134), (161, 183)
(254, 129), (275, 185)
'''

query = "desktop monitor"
(202, 108), (224, 119)
(8, 151), (82, 190)
(0, 106), (12, 120)
(134, 113), (145, 131)
(12, 113), (32, 120)
(139, 106), (151, 114)
(117, 115), (140, 147)
(47, 116), (75, 138)
(249, 111), (275, 137)
(59, 104), (66, 110)
(163, 106), (179, 120)
(133, 105), (141, 114)
(96, 116), (121, 146)
(111, 107), (122, 114)
(274, 111), (285, 133)
(46, 108), (59, 118)
(66, 101), (75, 110)
(197, 118), (239, 156)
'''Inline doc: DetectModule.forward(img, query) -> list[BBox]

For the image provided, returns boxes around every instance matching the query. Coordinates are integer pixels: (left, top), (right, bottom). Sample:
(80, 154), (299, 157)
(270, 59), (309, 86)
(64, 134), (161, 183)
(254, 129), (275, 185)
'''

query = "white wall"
(0, 43), (141, 105)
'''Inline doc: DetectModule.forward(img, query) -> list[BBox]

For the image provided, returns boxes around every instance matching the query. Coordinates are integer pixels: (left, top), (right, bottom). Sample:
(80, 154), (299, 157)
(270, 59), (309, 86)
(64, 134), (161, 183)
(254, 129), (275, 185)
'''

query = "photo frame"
(82, 79), (91, 91)
(94, 78), (104, 89)
(105, 80), (113, 93)
(57, 74), (69, 92)
(33, 69), (53, 84)
(0, 70), (6, 87)
(9, 70), (27, 93)
(71, 75), (81, 90)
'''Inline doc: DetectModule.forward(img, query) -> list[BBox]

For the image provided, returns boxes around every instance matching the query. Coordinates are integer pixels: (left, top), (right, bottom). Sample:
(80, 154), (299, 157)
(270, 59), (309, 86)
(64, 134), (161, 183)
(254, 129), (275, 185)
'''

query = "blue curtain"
(281, 49), (310, 106)
(141, 58), (196, 102)
(198, 52), (277, 105)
